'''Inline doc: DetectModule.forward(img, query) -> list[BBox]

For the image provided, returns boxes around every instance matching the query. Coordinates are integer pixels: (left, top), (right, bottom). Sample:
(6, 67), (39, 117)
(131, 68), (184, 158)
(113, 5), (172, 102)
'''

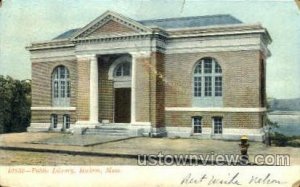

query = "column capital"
(130, 51), (151, 58)
(76, 54), (97, 61)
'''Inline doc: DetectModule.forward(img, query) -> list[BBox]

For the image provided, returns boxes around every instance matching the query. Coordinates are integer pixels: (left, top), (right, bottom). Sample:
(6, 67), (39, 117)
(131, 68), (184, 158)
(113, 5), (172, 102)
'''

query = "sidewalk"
(0, 132), (299, 165)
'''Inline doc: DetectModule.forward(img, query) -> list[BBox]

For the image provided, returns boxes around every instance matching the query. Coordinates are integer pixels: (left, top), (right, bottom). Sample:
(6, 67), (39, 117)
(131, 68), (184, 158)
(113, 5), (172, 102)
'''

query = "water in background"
(268, 112), (300, 137)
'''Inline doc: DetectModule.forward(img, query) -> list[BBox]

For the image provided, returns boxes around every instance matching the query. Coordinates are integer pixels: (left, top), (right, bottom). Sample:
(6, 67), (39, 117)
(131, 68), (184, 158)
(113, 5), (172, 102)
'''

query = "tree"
(0, 76), (31, 133)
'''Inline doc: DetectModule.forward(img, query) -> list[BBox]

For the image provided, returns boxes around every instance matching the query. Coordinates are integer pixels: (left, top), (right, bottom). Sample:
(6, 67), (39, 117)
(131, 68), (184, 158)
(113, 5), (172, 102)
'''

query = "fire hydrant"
(239, 135), (250, 165)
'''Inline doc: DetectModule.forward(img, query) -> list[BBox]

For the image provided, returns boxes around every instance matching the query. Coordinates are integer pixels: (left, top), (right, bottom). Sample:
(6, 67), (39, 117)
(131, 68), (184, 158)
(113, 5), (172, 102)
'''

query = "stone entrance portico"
(73, 52), (153, 135)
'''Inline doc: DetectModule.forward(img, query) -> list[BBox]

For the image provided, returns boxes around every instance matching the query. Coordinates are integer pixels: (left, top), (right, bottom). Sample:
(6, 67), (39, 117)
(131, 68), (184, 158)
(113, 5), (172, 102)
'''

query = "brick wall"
(164, 50), (262, 108)
(31, 110), (76, 124)
(32, 59), (77, 107)
(31, 58), (77, 124)
(98, 56), (114, 122)
(135, 55), (151, 122)
(259, 51), (267, 107)
(89, 20), (137, 37)
(152, 52), (165, 127)
(134, 52), (166, 127)
(165, 111), (262, 129)
(76, 57), (89, 121)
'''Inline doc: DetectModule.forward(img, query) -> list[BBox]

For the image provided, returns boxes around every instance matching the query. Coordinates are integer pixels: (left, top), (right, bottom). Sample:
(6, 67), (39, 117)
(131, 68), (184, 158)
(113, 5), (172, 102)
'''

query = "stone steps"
(27, 127), (49, 132)
(84, 125), (131, 136)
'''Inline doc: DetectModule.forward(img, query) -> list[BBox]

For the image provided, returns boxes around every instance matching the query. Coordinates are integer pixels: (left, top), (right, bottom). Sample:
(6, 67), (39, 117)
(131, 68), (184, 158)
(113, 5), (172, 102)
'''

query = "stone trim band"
(165, 107), (267, 112)
(31, 107), (76, 111)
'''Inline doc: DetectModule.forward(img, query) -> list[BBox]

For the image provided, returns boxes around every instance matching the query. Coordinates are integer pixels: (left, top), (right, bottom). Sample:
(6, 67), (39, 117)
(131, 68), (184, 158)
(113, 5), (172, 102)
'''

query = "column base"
(129, 122), (151, 136)
(27, 123), (50, 132)
(150, 127), (167, 137)
(73, 121), (100, 135)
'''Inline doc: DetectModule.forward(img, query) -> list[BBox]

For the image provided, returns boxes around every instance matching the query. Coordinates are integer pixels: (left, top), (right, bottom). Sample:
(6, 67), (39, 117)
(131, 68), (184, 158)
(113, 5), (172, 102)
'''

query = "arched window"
(114, 62), (131, 77)
(52, 66), (70, 106)
(193, 58), (223, 107)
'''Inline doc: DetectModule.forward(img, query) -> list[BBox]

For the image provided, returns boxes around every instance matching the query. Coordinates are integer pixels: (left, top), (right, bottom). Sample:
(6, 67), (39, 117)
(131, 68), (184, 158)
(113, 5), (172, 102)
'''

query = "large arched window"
(114, 62), (131, 77)
(52, 66), (70, 106)
(193, 57), (223, 107)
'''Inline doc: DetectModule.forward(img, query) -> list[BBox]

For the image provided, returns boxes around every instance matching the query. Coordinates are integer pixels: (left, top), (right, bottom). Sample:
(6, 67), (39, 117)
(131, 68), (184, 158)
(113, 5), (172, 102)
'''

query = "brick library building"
(27, 11), (271, 141)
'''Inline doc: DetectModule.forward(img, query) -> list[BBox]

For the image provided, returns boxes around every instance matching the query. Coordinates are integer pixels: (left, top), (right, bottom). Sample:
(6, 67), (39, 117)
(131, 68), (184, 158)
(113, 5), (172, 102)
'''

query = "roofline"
(165, 23), (260, 32)
(263, 28), (272, 44)
(26, 23), (272, 51)
(25, 39), (74, 51)
(71, 10), (152, 39)
(138, 14), (240, 23)
(166, 23), (272, 44)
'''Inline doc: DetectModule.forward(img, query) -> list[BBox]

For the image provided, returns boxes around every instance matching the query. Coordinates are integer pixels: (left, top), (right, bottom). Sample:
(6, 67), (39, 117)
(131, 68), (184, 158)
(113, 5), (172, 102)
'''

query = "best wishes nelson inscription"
(180, 172), (287, 186)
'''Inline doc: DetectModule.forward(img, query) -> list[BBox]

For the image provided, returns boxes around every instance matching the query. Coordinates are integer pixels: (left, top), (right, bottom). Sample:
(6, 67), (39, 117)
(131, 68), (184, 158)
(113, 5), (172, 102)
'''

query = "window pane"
(115, 62), (131, 77)
(205, 76), (212, 96)
(204, 59), (212, 73)
(54, 69), (59, 79)
(66, 69), (69, 78)
(213, 117), (222, 134)
(123, 63), (130, 76)
(193, 117), (202, 133)
(61, 81), (65, 98)
(60, 67), (65, 79)
(52, 66), (70, 106)
(194, 62), (202, 74)
(64, 115), (70, 129)
(54, 81), (59, 98)
(193, 58), (222, 99)
(215, 63), (222, 73)
(51, 114), (58, 128)
(115, 66), (122, 76)
(215, 76), (222, 96)
(194, 77), (201, 97)
(67, 81), (71, 98)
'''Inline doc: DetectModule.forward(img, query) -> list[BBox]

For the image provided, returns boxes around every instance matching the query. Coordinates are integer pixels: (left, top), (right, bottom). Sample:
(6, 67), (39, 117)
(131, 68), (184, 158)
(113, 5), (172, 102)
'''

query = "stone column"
(130, 53), (137, 124)
(89, 55), (99, 124)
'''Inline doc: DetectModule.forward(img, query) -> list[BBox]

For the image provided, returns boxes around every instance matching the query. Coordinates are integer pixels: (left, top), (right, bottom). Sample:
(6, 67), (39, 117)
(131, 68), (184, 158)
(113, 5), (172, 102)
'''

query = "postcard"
(0, 0), (299, 186)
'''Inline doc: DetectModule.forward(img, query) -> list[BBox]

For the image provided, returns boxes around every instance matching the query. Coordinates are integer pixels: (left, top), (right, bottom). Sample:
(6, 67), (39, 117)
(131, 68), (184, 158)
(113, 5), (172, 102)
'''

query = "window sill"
(31, 107), (76, 111)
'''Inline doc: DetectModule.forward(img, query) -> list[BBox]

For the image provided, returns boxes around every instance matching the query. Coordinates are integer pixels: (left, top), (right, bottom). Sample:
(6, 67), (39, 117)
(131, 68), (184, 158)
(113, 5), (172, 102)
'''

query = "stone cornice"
(26, 32), (168, 51)
(26, 23), (271, 54)
(74, 32), (153, 43)
(166, 23), (261, 32)
(166, 23), (272, 44)
(26, 39), (75, 51)
(31, 56), (77, 63)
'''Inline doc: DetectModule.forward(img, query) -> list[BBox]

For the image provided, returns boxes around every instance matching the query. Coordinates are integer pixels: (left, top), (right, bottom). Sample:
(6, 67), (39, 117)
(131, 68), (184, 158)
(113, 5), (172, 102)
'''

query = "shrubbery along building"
(27, 11), (271, 141)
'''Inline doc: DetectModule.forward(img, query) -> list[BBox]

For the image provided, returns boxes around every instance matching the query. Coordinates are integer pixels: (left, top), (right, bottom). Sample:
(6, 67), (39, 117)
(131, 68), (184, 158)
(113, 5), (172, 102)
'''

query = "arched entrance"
(108, 55), (132, 123)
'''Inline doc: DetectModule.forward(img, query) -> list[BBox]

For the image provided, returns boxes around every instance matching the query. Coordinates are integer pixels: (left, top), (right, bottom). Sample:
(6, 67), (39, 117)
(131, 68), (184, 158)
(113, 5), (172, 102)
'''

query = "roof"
(139, 14), (242, 29)
(53, 28), (79, 40)
(53, 14), (242, 40)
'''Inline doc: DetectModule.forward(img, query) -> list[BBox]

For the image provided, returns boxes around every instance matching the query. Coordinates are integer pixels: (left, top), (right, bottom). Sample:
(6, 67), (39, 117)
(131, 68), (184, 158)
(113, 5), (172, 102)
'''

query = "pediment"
(73, 11), (152, 39)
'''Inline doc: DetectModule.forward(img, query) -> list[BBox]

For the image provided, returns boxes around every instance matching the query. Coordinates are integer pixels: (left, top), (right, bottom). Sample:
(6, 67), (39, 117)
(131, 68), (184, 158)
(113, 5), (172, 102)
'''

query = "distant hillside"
(269, 98), (300, 111)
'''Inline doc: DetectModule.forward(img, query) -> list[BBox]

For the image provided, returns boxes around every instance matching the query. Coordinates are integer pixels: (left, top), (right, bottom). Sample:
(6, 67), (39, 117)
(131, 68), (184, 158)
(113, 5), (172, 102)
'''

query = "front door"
(114, 88), (131, 123)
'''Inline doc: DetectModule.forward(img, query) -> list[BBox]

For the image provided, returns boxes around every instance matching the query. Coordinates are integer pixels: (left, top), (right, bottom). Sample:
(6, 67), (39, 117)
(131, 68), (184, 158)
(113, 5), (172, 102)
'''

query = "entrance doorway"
(114, 88), (131, 123)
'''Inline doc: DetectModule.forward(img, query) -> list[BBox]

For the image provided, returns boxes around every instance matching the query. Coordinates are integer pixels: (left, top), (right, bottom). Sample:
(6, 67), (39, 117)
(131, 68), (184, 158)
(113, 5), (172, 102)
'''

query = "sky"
(0, 0), (299, 99)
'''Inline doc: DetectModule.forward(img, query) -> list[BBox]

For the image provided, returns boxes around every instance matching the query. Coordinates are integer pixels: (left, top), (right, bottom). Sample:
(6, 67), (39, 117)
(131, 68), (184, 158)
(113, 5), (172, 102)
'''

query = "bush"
(0, 76), (31, 133)
(270, 132), (290, 147)
(287, 139), (300, 147)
